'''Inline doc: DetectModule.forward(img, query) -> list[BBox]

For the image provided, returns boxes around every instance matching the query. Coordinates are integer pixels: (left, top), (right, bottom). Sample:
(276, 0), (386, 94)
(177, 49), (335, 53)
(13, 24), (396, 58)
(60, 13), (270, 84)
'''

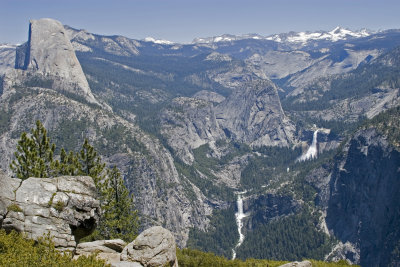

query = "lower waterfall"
(232, 193), (247, 260)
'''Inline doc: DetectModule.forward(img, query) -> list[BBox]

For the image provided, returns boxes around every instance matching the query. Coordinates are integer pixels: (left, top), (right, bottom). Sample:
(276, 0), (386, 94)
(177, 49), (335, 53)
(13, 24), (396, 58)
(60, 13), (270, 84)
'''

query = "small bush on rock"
(54, 200), (65, 212)
(7, 204), (22, 213)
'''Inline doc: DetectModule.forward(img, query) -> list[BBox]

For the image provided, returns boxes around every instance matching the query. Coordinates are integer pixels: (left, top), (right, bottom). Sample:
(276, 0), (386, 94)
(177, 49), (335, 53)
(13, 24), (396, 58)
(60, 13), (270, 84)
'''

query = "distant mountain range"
(74, 26), (375, 47)
(192, 27), (372, 45)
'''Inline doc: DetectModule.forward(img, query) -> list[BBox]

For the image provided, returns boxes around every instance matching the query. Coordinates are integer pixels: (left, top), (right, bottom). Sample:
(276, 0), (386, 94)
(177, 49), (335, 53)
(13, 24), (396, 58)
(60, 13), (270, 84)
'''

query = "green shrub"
(177, 248), (288, 267)
(0, 230), (109, 266)
(48, 192), (56, 207)
(177, 248), (359, 267)
(7, 204), (22, 213)
(54, 200), (65, 212)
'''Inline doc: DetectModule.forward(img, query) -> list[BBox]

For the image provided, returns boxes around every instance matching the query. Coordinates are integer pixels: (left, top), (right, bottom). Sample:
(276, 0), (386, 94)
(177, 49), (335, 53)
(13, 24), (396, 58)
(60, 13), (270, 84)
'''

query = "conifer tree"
(74, 140), (138, 241)
(97, 166), (139, 241)
(78, 139), (105, 185)
(53, 148), (81, 176)
(10, 120), (56, 179)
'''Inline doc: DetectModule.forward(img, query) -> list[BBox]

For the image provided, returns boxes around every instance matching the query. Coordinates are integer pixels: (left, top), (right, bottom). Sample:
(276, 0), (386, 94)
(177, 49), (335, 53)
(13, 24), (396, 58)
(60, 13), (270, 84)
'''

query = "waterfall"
(232, 194), (247, 260)
(297, 129), (319, 162)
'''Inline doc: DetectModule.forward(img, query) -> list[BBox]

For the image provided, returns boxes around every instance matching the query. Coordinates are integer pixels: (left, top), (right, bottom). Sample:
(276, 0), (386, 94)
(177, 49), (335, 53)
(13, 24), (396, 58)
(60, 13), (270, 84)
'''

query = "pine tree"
(77, 139), (105, 185)
(53, 148), (81, 176)
(10, 120), (56, 179)
(75, 140), (138, 242)
(97, 166), (139, 241)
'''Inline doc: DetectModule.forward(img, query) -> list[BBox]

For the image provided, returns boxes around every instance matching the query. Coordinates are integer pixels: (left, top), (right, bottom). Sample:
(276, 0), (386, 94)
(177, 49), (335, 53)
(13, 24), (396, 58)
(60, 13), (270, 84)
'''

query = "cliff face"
(325, 128), (400, 267)
(160, 80), (296, 165)
(160, 97), (226, 164)
(244, 194), (301, 231)
(215, 80), (295, 147)
(9, 18), (100, 105)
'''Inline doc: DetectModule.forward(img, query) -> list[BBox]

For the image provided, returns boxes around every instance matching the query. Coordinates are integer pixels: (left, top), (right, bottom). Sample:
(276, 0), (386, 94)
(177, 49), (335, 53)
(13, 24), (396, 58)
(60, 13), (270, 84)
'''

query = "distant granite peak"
(14, 18), (100, 105)
(215, 80), (295, 147)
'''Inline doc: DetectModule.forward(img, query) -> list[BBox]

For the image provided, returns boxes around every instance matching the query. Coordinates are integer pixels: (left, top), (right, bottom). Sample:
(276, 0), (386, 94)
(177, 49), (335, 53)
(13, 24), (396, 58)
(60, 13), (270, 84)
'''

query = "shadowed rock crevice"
(70, 217), (97, 244)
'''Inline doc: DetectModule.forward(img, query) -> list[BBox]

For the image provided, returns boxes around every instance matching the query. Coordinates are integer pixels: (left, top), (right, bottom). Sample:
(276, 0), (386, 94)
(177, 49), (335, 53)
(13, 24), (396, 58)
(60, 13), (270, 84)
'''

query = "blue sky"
(0, 0), (399, 44)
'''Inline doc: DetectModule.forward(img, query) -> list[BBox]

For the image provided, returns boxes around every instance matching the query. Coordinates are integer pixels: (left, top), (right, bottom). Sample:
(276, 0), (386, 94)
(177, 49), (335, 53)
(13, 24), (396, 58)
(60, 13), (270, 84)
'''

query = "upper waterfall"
(297, 129), (319, 162)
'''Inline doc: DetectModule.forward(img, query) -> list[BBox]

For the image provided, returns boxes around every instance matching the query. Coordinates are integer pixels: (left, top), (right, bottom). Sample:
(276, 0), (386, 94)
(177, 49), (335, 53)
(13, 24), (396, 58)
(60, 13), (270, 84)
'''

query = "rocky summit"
(8, 18), (100, 105)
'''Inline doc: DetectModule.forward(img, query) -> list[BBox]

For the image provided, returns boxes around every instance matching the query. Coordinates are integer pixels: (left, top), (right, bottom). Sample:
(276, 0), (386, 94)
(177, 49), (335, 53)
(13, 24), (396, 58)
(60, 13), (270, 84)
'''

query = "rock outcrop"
(160, 97), (225, 164)
(8, 18), (100, 105)
(279, 260), (312, 267)
(76, 226), (178, 267)
(75, 239), (127, 265)
(0, 44), (16, 76)
(215, 80), (295, 147)
(193, 90), (226, 104)
(0, 172), (100, 249)
(0, 170), (178, 266)
(120, 226), (178, 267)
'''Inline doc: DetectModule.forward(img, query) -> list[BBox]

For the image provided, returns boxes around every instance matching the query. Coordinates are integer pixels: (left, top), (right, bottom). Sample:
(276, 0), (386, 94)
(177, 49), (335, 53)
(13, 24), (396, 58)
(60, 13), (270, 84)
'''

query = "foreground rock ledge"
(279, 260), (312, 267)
(76, 226), (178, 267)
(121, 226), (178, 267)
(0, 171), (100, 249)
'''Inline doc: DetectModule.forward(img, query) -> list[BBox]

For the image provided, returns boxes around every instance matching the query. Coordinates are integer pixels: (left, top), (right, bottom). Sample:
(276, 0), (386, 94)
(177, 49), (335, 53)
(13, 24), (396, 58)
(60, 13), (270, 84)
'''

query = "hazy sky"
(1, 0), (399, 44)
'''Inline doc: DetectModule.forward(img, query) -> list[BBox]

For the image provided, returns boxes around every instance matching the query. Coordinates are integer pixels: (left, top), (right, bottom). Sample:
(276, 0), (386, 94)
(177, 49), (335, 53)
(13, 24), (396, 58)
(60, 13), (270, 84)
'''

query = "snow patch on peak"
(330, 26), (343, 34)
(328, 26), (370, 41)
(265, 34), (282, 42)
(287, 27), (371, 44)
(193, 34), (264, 44)
(192, 27), (372, 45)
(0, 44), (17, 49)
(144, 37), (174, 45)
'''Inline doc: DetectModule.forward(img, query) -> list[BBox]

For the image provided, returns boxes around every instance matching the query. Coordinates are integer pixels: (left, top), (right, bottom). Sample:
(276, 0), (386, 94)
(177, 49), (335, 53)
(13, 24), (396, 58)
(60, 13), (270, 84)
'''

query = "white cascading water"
(297, 129), (319, 162)
(232, 194), (247, 260)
